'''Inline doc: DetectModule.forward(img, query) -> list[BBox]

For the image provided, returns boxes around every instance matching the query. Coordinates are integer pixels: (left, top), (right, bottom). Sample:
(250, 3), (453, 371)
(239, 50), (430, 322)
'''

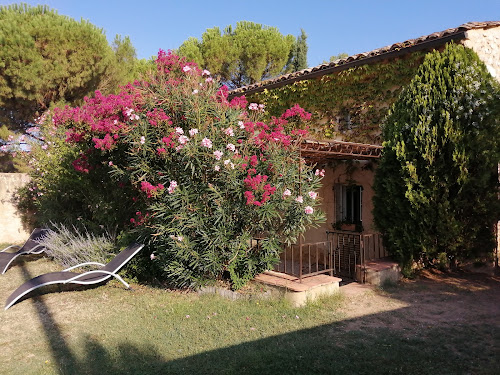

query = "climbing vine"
(247, 52), (425, 144)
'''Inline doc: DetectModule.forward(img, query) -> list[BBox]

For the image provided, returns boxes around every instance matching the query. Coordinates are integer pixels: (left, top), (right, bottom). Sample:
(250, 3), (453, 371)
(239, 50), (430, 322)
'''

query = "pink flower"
(202, 69), (211, 76)
(150, 253), (156, 260)
(189, 128), (199, 137)
(213, 150), (223, 160)
(178, 135), (189, 144)
(192, 89), (199, 94)
(168, 180), (178, 194)
(41, 145), (48, 150)
(175, 127), (184, 134)
(226, 143), (236, 152)
(224, 127), (234, 136)
(214, 165), (220, 171)
(304, 206), (314, 214)
(249, 103), (259, 111)
(295, 196), (303, 203)
(308, 191), (318, 200)
(238, 121), (245, 129)
(205, 77), (213, 83)
(258, 104), (265, 110)
(183, 66), (191, 72)
(283, 189), (291, 198)
(108, 161), (113, 166)
(140, 136), (146, 144)
(315, 169), (325, 177)
(201, 137), (213, 148)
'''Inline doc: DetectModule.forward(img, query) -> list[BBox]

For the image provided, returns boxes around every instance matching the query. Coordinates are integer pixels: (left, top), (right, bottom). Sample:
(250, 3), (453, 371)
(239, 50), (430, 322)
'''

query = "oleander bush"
(21, 51), (325, 288)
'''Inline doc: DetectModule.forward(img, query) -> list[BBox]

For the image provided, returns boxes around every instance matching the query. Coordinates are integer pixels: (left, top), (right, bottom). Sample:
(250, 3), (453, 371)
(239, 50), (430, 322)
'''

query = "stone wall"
(0, 173), (31, 243)
(463, 27), (500, 83)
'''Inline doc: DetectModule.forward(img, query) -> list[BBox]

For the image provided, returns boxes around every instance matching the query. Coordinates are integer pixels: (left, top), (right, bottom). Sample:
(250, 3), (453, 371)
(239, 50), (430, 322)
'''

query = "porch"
(273, 230), (398, 284)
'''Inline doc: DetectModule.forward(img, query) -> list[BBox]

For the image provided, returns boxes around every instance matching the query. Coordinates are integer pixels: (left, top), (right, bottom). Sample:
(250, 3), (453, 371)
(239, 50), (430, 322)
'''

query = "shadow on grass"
(15, 265), (500, 375)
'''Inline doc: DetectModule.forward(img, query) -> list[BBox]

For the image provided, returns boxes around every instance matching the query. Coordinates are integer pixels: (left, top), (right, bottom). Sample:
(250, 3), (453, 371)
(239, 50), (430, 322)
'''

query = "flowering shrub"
(26, 50), (324, 288)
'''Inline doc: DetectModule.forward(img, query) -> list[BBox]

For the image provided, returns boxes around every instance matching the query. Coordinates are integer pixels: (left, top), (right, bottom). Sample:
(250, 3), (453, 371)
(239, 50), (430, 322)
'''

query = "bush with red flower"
(24, 50), (324, 288)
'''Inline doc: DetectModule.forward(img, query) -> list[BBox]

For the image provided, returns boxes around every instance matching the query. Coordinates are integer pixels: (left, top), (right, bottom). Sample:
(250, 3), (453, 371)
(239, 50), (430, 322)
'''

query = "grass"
(0, 257), (499, 375)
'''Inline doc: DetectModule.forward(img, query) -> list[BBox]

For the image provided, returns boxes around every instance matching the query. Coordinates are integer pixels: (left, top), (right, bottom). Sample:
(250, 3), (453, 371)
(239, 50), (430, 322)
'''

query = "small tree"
(25, 51), (324, 288)
(373, 43), (500, 272)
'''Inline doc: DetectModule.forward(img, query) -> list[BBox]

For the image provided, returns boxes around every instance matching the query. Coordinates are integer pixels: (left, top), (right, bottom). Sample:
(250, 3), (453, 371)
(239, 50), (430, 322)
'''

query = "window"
(335, 184), (363, 224)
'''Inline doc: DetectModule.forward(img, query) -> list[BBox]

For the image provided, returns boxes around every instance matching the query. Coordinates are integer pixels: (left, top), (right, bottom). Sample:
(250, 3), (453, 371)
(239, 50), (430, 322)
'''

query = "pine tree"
(178, 21), (298, 89)
(373, 43), (500, 272)
(0, 4), (115, 132)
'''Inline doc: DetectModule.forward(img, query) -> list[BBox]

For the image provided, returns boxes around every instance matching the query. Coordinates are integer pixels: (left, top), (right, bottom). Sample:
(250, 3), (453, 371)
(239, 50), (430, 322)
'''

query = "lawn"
(0, 255), (499, 375)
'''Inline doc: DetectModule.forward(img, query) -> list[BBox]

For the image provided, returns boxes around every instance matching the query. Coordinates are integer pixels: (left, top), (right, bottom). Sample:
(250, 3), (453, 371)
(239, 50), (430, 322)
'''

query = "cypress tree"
(373, 43), (500, 272)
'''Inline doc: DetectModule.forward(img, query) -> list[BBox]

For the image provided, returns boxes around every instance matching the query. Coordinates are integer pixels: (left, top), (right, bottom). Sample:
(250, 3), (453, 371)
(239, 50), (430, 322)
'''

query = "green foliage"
(285, 29), (308, 73)
(178, 21), (297, 89)
(249, 52), (424, 143)
(97, 35), (141, 94)
(0, 3), (115, 131)
(39, 223), (115, 268)
(17, 118), (135, 238)
(21, 51), (325, 289)
(329, 52), (349, 62)
(373, 43), (500, 270)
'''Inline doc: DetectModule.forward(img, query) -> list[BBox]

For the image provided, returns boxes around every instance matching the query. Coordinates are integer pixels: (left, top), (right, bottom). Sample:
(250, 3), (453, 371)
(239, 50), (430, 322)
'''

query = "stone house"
(229, 21), (500, 283)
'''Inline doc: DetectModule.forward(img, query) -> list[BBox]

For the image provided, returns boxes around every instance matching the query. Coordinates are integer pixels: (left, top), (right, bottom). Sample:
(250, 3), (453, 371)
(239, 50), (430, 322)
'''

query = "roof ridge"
(229, 21), (500, 97)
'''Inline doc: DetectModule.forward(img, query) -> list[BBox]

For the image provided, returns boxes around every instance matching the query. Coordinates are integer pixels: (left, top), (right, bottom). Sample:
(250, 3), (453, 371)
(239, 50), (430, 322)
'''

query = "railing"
(275, 241), (334, 281)
(262, 232), (387, 283)
(327, 230), (387, 280)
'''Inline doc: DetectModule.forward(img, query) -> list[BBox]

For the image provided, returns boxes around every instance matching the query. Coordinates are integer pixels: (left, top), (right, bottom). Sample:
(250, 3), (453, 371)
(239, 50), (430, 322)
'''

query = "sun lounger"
(5, 242), (144, 310)
(0, 228), (49, 274)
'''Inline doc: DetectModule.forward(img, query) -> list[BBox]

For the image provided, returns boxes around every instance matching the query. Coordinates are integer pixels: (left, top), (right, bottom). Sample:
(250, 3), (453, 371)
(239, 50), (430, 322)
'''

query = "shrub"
(24, 51), (325, 288)
(373, 43), (500, 271)
(39, 224), (115, 268)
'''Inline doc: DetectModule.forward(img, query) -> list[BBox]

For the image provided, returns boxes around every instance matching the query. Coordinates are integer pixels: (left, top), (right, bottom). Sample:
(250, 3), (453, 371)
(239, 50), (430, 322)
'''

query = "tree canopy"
(0, 4), (116, 131)
(373, 43), (500, 273)
(178, 21), (306, 89)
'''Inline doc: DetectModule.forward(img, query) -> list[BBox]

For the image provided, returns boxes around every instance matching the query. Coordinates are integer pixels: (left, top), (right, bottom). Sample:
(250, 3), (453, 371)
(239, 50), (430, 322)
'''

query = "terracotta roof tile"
(229, 21), (500, 97)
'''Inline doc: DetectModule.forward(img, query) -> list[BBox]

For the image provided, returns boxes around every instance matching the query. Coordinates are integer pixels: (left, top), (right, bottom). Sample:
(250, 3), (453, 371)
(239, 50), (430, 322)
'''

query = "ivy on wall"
(247, 52), (426, 144)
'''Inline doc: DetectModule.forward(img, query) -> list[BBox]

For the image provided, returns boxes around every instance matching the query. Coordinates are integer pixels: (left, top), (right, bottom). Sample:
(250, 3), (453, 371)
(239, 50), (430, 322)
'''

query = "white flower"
(226, 143), (236, 152)
(223, 159), (230, 165)
(249, 103), (259, 111)
(283, 189), (291, 198)
(214, 165), (220, 171)
(202, 69), (211, 76)
(182, 66), (191, 72)
(140, 136), (146, 144)
(213, 150), (223, 160)
(175, 127), (184, 135)
(178, 135), (189, 144)
(238, 121), (245, 129)
(192, 89), (199, 94)
(224, 127), (234, 136)
(150, 253), (156, 260)
(201, 137), (213, 148)
(295, 196), (303, 203)
(308, 191), (318, 200)
(189, 128), (199, 137)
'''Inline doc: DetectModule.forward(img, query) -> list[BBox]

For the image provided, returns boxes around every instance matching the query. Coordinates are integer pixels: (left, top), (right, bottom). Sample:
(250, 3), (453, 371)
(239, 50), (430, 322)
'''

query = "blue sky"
(1, 0), (499, 67)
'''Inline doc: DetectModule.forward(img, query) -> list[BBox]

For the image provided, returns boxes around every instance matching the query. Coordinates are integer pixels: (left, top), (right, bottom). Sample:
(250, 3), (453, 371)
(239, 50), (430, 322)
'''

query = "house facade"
(230, 21), (500, 280)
